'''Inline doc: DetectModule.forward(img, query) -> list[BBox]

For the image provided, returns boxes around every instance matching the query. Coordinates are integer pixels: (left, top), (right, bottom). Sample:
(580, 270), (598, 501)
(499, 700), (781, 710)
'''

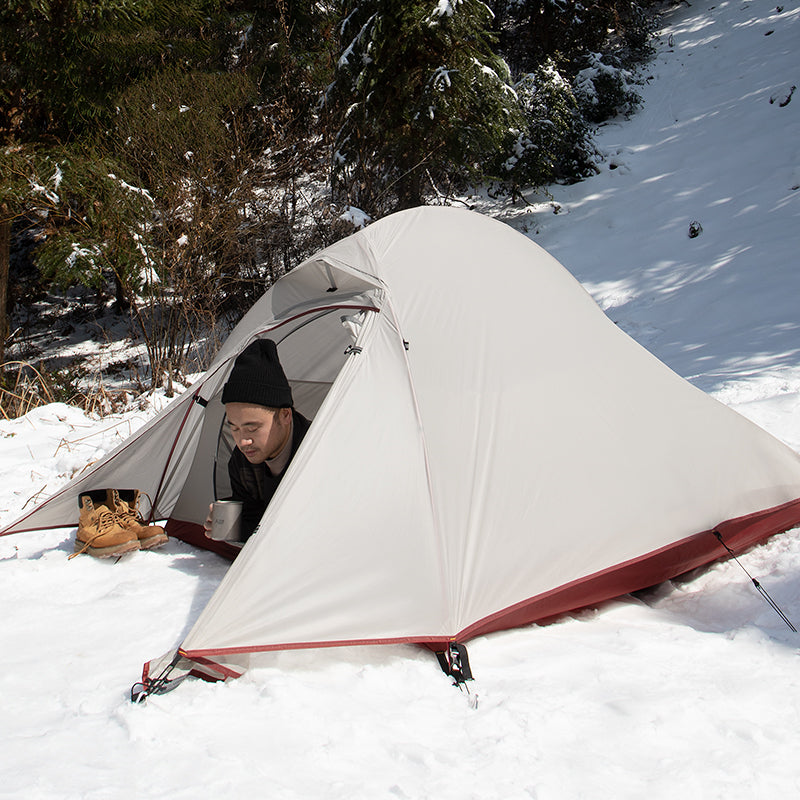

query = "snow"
(107, 173), (155, 204)
(430, 0), (458, 20)
(2, 1), (800, 797)
(339, 205), (372, 229)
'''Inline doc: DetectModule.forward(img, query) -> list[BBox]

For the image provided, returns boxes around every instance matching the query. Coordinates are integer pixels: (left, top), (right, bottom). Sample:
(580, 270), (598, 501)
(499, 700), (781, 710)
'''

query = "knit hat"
(221, 339), (293, 408)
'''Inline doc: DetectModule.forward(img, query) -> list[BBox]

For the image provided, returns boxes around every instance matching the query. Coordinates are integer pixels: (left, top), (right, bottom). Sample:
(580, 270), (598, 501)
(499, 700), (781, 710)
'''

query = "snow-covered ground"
(2, 1), (800, 797)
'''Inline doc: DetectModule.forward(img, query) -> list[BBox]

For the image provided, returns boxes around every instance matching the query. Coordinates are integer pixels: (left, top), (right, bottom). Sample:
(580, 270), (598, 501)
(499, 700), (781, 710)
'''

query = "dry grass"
(0, 360), (130, 420)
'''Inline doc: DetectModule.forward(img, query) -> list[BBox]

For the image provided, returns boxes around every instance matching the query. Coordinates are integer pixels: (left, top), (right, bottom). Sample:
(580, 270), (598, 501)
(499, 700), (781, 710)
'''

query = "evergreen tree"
(488, 0), (653, 190)
(499, 60), (595, 194)
(0, 0), (230, 142)
(491, 0), (654, 78)
(329, 0), (522, 216)
(223, 1), (338, 198)
(491, 0), (607, 77)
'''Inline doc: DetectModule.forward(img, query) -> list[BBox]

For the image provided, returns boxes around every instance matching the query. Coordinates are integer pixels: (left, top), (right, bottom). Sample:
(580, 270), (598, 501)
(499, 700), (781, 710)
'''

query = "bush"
(574, 52), (642, 123)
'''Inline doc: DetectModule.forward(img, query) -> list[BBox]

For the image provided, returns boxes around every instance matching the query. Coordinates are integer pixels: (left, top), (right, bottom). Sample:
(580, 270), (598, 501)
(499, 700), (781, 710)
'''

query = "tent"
(4, 206), (800, 690)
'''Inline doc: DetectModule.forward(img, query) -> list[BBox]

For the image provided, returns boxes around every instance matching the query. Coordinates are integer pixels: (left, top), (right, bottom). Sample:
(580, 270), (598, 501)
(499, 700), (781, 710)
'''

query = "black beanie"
(221, 339), (293, 408)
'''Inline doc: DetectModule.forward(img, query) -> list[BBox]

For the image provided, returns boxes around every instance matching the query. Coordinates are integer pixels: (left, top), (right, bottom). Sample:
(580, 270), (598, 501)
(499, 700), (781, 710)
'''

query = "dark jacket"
(227, 409), (311, 540)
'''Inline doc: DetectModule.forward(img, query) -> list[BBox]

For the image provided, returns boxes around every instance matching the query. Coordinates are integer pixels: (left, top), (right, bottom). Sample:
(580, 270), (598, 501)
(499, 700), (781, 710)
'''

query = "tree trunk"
(0, 215), (10, 371)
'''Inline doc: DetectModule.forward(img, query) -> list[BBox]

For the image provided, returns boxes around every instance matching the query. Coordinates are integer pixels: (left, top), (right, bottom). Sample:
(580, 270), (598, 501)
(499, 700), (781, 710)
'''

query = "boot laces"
(117, 500), (142, 527)
(96, 508), (119, 534)
(122, 491), (156, 525)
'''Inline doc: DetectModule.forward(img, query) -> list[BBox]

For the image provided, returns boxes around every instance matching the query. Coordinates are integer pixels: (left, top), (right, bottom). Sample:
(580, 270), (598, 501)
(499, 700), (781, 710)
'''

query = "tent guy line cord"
(712, 530), (797, 633)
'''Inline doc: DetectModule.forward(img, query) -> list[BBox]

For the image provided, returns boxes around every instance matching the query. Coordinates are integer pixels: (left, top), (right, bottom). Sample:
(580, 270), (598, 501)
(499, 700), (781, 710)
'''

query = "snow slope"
(2, 1), (800, 797)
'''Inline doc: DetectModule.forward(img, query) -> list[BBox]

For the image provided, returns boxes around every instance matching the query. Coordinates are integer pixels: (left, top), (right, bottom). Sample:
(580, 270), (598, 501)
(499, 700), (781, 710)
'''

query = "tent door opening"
(213, 306), (376, 501)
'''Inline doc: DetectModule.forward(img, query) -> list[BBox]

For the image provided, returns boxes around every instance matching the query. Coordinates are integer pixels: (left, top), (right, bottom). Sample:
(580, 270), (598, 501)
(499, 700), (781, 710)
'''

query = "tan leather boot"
(71, 493), (140, 559)
(108, 489), (168, 550)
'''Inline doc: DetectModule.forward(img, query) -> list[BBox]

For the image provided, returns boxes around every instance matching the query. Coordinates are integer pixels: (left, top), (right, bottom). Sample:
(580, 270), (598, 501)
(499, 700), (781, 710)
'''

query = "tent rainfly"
(4, 206), (800, 695)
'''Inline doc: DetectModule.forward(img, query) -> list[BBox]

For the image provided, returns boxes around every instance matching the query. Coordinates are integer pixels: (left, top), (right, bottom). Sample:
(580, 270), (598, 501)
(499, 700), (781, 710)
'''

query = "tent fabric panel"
(270, 306), (368, 386)
(197, 249), (377, 368)
(164, 496), (800, 661)
(0, 387), (202, 535)
(354, 210), (625, 628)
(455, 496), (800, 641)
(267, 257), (383, 321)
(180, 311), (452, 654)
(442, 324), (800, 624)
(159, 387), (229, 529)
(352, 207), (800, 633)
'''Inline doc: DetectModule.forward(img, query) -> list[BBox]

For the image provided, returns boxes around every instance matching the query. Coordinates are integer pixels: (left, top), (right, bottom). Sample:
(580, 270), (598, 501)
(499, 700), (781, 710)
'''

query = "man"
(204, 339), (311, 541)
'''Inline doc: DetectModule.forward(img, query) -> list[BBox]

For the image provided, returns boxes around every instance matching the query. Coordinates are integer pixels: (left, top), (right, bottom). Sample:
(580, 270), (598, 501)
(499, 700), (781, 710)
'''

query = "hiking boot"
(71, 493), (140, 559)
(108, 489), (168, 550)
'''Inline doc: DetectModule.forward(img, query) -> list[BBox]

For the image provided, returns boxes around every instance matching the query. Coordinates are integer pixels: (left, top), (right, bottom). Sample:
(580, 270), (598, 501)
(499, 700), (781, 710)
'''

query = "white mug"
(209, 500), (243, 542)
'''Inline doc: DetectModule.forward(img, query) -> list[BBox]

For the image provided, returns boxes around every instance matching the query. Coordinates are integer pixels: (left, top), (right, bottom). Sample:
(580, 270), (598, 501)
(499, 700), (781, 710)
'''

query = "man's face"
(225, 403), (292, 464)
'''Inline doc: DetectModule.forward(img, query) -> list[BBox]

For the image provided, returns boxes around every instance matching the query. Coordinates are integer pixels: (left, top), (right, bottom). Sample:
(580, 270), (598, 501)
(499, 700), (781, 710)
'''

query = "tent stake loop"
(130, 651), (186, 704)
(436, 642), (474, 685)
(436, 642), (478, 707)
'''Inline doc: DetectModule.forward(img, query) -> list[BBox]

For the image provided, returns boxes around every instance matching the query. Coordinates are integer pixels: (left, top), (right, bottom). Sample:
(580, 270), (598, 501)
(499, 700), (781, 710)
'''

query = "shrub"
(574, 52), (641, 123)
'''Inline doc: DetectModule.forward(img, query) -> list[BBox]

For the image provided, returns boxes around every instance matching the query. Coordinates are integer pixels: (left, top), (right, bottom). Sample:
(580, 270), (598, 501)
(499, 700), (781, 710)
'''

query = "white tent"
(4, 206), (800, 688)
